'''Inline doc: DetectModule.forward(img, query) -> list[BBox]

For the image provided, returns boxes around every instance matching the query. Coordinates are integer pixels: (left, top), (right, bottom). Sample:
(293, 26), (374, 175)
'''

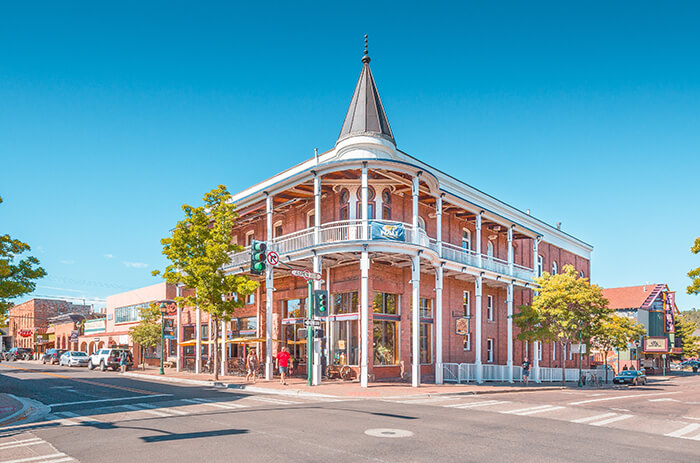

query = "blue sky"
(1, 2), (699, 311)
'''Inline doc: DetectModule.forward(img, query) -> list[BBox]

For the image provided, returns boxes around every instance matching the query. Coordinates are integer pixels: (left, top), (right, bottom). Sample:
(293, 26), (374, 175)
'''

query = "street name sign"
(291, 269), (322, 280)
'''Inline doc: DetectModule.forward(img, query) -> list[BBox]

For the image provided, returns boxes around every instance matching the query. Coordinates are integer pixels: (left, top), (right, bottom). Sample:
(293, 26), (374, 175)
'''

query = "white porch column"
(411, 255), (421, 387)
(176, 284), (182, 372)
(265, 193), (274, 380)
(220, 319), (227, 377)
(314, 172), (321, 245)
(475, 274), (483, 383)
(533, 236), (540, 276)
(534, 341), (541, 383)
(507, 282), (514, 383)
(361, 163), (368, 240)
(360, 250), (370, 387)
(435, 265), (444, 384)
(436, 194), (443, 257)
(476, 213), (483, 268)
(412, 176), (420, 244)
(508, 226), (514, 275)
(195, 304), (201, 374)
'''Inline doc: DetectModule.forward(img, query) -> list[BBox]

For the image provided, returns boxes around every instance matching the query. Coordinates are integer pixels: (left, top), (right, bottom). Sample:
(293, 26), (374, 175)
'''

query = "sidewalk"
(0, 393), (48, 427)
(123, 367), (600, 399)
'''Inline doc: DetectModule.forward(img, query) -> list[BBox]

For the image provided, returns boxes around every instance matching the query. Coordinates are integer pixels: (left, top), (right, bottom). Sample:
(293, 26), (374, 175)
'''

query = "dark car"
(613, 369), (647, 386)
(5, 347), (33, 361)
(42, 348), (68, 365)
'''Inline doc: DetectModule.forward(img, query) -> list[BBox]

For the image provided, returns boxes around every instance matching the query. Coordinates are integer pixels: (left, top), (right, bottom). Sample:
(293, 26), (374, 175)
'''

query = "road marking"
(37, 458), (74, 463)
(445, 400), (510, 409)
(391, 397), (454, 404)
(54, 411), (102, 425)
(0, 453), (67, 463)
(609, 408), (630, 412)
(665, 423), (700, 438)
(589, 414), (633, 426)
(181, 398), (247, 409)
(648, 398), (679, 402)
(246, 396), (300, 405)
(510, 406), (564, 416)
(48, 394), (171, 407)
(682, 416), (700, 421)
(120, 404), (172, 417)
(0, 438), (43, 449)
(502, 405), (555, 415)
(135, 402), (189, 415)
(569, 392), (680, 405)
(570, 413), (618, 423)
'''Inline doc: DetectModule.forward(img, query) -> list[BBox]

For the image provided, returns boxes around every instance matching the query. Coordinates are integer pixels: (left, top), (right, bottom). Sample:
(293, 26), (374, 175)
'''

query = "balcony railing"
(224, 219), (534, 280)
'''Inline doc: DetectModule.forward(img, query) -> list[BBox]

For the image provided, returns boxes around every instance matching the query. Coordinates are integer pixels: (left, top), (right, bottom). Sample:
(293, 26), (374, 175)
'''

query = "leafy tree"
(515, 264), (609, 383)
(129, 303), (163, 370)
(681, 308), (700, 326)
(1, 196), (47, 323)
(154, 185), (258, 380)
(591, 314), (646, 382)
(688, 237), (700, 296)
(674, 313), (700, 359)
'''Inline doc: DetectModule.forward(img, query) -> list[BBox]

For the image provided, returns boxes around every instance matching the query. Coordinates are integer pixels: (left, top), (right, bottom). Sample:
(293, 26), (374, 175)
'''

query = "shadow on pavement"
(141, 428), (248, 443)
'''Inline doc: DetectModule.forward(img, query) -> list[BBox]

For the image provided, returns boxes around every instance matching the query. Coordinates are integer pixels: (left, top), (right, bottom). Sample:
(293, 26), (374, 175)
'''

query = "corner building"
(223, 51), (593, 387)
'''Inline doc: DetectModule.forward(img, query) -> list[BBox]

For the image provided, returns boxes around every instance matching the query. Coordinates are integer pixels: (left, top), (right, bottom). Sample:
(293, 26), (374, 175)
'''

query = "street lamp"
(157, 300), (177, 376)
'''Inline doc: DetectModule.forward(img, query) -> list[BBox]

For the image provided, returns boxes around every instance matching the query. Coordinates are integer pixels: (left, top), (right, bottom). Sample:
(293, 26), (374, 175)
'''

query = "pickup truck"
(88, 348), (133, 371)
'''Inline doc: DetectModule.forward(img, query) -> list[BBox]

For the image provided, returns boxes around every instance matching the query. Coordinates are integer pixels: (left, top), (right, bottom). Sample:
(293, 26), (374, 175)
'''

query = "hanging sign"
(19, 329), (33, 337)
(643, 336), (669, 353)
(371, 221), (406, 242)
(455, 317), (470, 336)
(664, 292), (676, 333)
(70, 330), (79, 343)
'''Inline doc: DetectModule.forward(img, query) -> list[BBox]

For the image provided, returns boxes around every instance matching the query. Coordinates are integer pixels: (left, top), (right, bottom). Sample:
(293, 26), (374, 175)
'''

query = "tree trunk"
(213, 316), (219, 381)
(604, 350), (609, 384)
(142, 345), (145, 371)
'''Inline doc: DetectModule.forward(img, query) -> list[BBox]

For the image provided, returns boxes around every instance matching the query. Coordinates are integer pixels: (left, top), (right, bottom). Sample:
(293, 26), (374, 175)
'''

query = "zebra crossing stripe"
(0, 438), (43, 450)
(571, 413), (617, 423)
(589, 414), (633, 426)
(1, 453), (67, 463)
(502, 405), (554, 415)
(512, 406), (564, 416)
(246, 396), (300, 405)
(120, 404), (171, 417)
(665, 423), (700, 438)
(181, 398), (247, 409)
(136, 403), (189, 415)
(445, 400), (509, 409)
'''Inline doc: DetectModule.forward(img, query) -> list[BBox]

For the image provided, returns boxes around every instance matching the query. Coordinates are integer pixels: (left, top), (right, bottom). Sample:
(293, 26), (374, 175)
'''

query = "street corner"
(0, 393), (50, 428)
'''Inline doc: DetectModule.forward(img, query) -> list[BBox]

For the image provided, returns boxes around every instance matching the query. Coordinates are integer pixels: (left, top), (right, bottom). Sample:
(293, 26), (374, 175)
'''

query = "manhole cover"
(364, 428), (414, 438)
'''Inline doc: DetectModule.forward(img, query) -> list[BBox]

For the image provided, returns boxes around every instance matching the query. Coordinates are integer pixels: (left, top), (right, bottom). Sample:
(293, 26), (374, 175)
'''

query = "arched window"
(339, 189), (349, 220)
(356, 187), (375, 219)
(382, 188), (391, 220)
(537, 255), (544, 277)
(462, 229), (471, 251)
(486, 241), (494, 259)
(417, 216), (426, 230)
(552, 261), (558, 275)
(245, 230), (255, 246)
(579, 270), (585, 279)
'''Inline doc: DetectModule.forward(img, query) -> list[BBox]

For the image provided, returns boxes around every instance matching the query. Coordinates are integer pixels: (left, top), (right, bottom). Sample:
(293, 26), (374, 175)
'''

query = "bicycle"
(585, 373), (602, 387)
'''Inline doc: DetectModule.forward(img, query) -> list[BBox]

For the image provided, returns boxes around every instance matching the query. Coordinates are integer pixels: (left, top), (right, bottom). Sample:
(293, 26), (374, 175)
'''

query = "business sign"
(84, 318), (106, 335)
(371, 221), (406, 242)
(455, 317), (470, 336)
(35, 333), (50, 345)
(70, 330), (79, 343)
(643, 336), (669, 353)
(19, 329), (33, 337)
(571, 343), (587, 354)
(664, 292), (676, 333)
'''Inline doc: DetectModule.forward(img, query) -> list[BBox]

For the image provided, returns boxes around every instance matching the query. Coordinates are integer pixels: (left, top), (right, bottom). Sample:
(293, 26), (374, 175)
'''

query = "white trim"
(487, 295), (494, 322)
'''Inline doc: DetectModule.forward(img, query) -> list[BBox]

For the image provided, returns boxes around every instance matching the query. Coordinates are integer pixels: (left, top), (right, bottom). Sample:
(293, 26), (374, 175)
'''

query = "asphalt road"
(1, 362), (699, 463)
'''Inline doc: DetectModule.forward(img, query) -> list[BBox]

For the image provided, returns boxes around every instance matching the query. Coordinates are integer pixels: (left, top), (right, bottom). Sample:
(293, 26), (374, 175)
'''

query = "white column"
(507, 282), (514, 383)
(314, 173), (321, 245)
(176, 284), (182, 372)
(265, 194), (274, 380)
(534, 341), (541, 383)
(361, 163), (368, 240)
(475, 275), (483, 383)
(411, 255), (421, 387)
(476, 213), (483, 268)
(533, 237), (540, 276)
(508, 226), (514, 275)
(220, 319), (227, 377)
(436, 194), (443, 257)
(435, 265), (444, 384)
(195, 304), (201, 374)
(326, 266), (332, 369)
(360, 250), (369, 387)
(412, 176), (420, 244)
(208, 316), (212, 364)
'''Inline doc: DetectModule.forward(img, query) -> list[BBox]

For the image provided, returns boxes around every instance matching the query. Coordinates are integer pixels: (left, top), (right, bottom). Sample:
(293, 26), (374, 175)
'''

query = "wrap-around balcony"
(224, 219), (535, 282)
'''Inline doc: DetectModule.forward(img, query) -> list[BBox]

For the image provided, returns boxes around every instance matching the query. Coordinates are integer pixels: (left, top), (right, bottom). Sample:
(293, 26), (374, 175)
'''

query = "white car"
(59, 351), (90, 367)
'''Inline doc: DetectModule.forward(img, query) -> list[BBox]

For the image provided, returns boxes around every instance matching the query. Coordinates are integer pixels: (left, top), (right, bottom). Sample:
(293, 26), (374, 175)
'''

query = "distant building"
(602, 284), (680, 373)
(8, 299), (91, 356)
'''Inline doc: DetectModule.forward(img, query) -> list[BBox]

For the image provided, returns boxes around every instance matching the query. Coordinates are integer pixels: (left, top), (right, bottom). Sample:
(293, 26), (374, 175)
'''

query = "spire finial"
(362, 34), (370, 63)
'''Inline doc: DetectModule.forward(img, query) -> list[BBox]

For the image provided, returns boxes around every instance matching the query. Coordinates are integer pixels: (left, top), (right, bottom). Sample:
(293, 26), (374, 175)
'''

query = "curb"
(0, 395), (50, 428)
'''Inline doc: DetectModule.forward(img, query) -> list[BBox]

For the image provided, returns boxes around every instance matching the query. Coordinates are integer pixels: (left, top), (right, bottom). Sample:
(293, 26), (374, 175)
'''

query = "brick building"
(8, 298), (91, 356)
(171, 50), (593, 387)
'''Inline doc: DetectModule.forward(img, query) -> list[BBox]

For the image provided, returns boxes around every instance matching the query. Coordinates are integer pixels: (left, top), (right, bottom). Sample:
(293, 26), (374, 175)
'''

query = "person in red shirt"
(276, 347), (291, 385)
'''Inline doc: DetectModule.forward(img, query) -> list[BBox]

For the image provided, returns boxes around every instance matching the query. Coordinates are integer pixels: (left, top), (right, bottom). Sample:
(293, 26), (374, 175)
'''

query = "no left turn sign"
(267, 251), (280, 266)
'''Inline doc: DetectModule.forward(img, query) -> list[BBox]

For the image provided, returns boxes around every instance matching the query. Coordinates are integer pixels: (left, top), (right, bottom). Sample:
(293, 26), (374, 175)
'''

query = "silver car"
(59, 351), (90, 367)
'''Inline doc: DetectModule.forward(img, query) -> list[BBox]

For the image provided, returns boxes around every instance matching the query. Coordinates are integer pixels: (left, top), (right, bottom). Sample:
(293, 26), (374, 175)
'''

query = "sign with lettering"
(70, 330), (79, 343)
(19, 329), (33, 337)
(291, 269), (322, 281)
(84, 318), (106, 335)
(643, 336), (669, 353)
(371, 221), (406, 242)
(664, 292), (676, 333)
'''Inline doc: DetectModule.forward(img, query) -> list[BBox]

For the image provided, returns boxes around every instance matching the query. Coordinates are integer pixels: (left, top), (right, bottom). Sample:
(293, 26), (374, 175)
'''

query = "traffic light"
(314, 290), (328, 317)
(250, 240), (267, 276)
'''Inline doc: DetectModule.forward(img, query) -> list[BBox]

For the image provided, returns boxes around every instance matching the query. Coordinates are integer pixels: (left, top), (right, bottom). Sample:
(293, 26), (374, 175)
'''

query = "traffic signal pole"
(307, 280), (313, 386)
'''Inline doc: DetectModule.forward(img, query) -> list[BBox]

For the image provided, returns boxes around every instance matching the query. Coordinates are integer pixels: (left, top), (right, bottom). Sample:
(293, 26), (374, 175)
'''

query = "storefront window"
(284, 298), (307, 318)
(419, 298), (433, 318)
(373, 292), (398, 314)
(373, 320), (398, 365)
(410, 321), (433, 364)
(333, 292), (358, 315)
(332, 319), (359, 366)
(283, 324), (306, 364)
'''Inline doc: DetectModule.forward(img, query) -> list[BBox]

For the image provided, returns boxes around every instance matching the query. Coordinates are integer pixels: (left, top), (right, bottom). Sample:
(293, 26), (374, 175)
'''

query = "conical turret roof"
(337, 49), (395, 146)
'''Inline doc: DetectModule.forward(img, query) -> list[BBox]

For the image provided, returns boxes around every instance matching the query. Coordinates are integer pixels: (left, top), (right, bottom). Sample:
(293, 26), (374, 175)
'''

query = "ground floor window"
(410, 322), (433, 364)
(373, 320), (398, 365)
(283, 323), (307, 364)
(332, 319), (358, 366)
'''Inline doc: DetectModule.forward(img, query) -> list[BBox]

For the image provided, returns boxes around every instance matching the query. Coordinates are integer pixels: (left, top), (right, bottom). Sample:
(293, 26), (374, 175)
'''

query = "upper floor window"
(463, 291), (471, 317)
(372, 292), (398, 315)
(486, 241), (494, 259)
(382, 188), (391, 220)
(419, 298), (433, 318)
(462, 229), (471, 251)
(339, 189), (349, 221)
(487, 295), (494, 321)
(273, 221), (283, 238)
(579, 270), (585, 279)
(552, 261), (558, 275)
(307, 210), (315, 228)
(245, 230), (254, 246)
(537, 255), (544, 277)
(356, 186), (375, 220)
(418, 216), (426, 231)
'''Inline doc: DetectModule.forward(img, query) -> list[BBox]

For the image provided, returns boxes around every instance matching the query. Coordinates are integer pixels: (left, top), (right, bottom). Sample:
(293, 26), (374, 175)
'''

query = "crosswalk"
(383, 395), (700, 442)
(0, 432), (78, 463)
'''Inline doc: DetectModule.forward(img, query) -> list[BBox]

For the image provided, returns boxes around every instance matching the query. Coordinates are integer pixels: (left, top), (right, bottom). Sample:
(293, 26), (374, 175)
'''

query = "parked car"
(613, 369), (647, 386)
(88, 348), (133, 371)
(4, 347), (33, 361)
(42, 348), (68, 365)
(59, 351), (89, 367)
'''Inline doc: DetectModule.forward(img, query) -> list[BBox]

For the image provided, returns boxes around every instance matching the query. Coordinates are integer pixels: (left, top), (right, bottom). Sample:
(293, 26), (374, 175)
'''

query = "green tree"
(1, 196), (47, 324)
(688, 237), (700, 296)
(591, 314), (646, 382)
(674, 313), (700, 359)
(681, 308), (700, 326)
(515, 264), (609, 383)
(154, 185), (258, 380)
(129, 303), (163, 371)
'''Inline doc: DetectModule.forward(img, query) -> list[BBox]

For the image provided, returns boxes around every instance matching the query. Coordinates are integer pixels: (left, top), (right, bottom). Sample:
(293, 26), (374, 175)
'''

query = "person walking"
(119, 350), (129, 373)
(246, 348), (259, 383)
(276, 347), (291, 385)
(522, 357), (531, 385)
